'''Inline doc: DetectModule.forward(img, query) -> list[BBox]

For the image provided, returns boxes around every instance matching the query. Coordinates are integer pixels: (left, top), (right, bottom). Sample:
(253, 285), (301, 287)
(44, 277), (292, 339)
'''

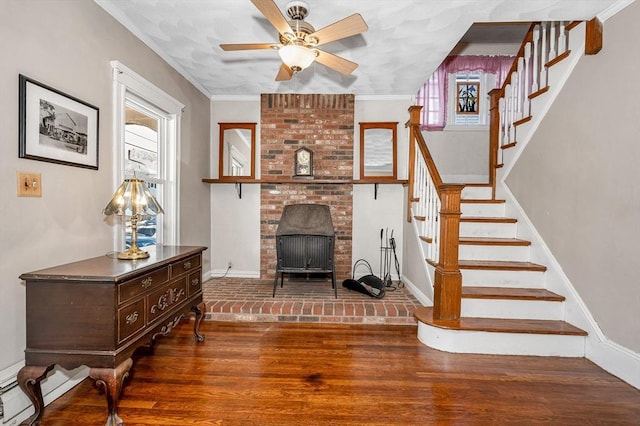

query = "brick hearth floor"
(202, 276), (421, 325)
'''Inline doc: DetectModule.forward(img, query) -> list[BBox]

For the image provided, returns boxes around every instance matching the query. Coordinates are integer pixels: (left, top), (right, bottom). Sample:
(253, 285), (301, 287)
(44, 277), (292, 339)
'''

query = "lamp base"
(117, 246), (150, 260)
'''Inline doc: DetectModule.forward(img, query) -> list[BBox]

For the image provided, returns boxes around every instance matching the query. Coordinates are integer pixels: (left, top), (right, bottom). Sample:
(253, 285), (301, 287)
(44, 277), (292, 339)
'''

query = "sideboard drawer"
(147, 277), (188, 324)
(119, 266), (169, 304)
(118, 298), (146, 343)
(188, 269), (202, 297)
(170, 254), (201, 278)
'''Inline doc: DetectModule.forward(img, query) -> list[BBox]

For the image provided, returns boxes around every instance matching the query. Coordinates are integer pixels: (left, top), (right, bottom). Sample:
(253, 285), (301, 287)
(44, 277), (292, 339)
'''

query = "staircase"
(410, 19), (602, 357)
(415, 184), (587, 356)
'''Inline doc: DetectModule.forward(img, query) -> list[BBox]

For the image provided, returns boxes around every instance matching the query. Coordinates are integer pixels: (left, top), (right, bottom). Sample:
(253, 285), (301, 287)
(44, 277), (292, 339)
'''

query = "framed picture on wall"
(456, 81), (479, 115)
(19, 74), (99, 169)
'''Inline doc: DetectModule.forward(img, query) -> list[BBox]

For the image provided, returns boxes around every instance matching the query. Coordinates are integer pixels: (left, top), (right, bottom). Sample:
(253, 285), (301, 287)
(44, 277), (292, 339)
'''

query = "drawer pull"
(126, 311), (139, 325)
(141, 277), (153, 288)
(191, 278), (200, 287)
(150, 288), (186, 313)
(183, 261), (192, 270)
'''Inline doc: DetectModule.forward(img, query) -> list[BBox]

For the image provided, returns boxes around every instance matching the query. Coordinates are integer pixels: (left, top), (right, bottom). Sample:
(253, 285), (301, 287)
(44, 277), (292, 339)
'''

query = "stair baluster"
(407, 106), (463, 320)
(489, 21), (575, 192)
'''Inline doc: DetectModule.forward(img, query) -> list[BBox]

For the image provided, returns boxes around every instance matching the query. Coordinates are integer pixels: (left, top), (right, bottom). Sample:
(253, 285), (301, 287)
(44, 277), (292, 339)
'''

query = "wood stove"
(273, 204), (336, 298)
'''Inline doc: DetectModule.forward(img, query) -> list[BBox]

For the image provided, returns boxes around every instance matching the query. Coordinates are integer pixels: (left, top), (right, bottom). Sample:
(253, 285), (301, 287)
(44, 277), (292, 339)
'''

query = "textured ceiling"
(95, 0), (627, 98)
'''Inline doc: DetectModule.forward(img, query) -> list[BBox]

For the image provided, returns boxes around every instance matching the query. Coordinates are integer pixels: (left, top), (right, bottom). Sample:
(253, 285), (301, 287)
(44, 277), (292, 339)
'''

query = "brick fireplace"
(260, 93), (354, 281)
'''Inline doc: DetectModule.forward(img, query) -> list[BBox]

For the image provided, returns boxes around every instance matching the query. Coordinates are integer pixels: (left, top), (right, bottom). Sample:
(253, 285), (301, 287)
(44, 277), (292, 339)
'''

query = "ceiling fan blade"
(250, 0), (293, 36)
(220, 43), (277, 51)
(315, 50), (358, 75)
(275, 63), (294, 81)
(309, 14), (368, 46)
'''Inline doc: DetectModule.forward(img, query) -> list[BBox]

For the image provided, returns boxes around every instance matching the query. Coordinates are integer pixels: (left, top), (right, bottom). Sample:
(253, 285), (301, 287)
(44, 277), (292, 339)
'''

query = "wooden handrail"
(407, 105), (463, 320)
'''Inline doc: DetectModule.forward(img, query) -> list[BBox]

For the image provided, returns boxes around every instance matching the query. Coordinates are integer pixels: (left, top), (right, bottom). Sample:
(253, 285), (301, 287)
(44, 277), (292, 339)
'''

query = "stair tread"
(462, 286), (564, 301)
(459, 237), (530, 246)
(459, 260), (547, 271)
(461, 216), (517, 223)
(415, 307), (586, 336)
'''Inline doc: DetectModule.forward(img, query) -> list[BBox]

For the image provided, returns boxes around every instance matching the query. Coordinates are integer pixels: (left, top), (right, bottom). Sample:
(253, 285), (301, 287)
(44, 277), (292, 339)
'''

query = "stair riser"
(461, 269), (545, 288)
(417, 322), (586, 357)
(461, 299), (563, 320)
(461, 203), (506, 217)
(460, 222), (517, 238)
(459, 244), (530, 262)
(462, 186), (492, 199)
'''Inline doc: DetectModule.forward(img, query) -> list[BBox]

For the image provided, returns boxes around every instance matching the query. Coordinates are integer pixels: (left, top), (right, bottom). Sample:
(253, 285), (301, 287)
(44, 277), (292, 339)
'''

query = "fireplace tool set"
(380, 228), (403, 292)
(342, 228), (403, 298)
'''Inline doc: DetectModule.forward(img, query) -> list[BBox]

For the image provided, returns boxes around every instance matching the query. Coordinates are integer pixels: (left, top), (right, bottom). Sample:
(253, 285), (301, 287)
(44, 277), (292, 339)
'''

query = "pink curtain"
(418, 55), (515, 130)
(416, 64), (448, 131)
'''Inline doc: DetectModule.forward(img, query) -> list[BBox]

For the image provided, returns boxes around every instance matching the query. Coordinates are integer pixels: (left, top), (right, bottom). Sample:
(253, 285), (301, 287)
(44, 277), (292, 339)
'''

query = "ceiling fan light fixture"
(278, 44), (316, 72)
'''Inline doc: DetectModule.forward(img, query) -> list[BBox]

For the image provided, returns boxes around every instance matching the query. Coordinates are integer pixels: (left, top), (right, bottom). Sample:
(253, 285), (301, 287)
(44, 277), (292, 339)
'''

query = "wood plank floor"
(42, 320), (640, 425)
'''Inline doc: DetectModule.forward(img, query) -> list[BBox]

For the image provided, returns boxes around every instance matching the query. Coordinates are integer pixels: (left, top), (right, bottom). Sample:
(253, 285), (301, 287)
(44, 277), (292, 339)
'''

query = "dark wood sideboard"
(17, 245), (207, 426)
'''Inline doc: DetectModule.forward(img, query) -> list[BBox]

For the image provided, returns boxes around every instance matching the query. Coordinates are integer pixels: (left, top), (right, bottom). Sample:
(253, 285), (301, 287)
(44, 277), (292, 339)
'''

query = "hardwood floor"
(43, 320), (640, 425)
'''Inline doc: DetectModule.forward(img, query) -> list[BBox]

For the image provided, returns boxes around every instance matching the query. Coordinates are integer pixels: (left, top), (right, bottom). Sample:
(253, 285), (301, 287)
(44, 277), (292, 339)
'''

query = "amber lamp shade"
(103, 177), (164, 260)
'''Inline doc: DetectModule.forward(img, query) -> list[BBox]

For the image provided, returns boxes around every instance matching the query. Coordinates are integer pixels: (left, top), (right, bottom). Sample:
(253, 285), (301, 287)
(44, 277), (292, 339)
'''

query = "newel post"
(406, 105), (421, 223)
(433, 183), (464, 320)
(488, 88), (501, 200)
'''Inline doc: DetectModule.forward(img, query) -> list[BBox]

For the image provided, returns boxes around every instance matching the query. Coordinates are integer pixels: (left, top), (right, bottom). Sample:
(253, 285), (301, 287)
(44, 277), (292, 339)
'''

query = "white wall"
(353, 97), (412, 277)
(506, 3), (640, 354)
(425, 128), (489, 183)
(209, 98), (261, 275)
(0, 1), (210, 415)
(207, 96), (413, 278)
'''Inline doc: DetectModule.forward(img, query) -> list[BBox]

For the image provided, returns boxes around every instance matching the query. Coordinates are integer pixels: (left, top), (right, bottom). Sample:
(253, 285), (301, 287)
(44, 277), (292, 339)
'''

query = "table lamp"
(103, 177), (164, 260)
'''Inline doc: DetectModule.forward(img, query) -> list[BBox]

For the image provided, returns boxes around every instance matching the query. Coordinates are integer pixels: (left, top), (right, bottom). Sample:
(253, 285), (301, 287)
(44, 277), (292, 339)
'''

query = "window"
(123, 99), (163, 247)
(450, 72), (495, 126)
(111, 61), (183, 250)
(416, 55), (514, 130)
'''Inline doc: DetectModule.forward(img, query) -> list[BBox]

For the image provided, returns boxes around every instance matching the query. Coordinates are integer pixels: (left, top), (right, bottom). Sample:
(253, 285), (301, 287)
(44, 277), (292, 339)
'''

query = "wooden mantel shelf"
(202, 178), (408, 185)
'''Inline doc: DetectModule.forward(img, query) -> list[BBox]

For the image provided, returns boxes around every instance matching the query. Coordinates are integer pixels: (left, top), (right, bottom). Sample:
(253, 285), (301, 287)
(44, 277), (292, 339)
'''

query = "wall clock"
(294, 147), (313, 177)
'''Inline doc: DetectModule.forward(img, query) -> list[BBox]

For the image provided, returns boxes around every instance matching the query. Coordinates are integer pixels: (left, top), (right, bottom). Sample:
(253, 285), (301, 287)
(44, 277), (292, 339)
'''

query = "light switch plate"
(17, 172), (42, 197)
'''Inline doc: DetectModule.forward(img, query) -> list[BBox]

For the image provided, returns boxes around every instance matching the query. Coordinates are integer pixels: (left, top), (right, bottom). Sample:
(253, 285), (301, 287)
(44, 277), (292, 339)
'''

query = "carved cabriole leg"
(89, 358), (133, 426)
(17, 364), (55, 426)
(191, 302), (206, 342)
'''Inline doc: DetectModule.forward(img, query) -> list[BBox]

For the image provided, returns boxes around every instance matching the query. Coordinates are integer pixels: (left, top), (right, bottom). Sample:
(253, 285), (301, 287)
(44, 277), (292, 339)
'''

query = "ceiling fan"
(220, 0), (368, 81)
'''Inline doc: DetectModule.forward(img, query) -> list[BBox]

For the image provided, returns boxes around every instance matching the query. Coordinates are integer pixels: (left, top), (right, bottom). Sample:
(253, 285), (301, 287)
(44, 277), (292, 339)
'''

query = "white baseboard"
(1, 366), (87, 425)
(204, 269), (260, 280)
(400, 275), (431, 307)
(587, 335), (640, 389)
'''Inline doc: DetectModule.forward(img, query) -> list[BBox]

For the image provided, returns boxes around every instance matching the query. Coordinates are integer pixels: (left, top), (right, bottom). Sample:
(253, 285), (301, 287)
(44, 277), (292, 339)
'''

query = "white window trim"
(110, 60), (184, 249)
(444, 71), (495, 131)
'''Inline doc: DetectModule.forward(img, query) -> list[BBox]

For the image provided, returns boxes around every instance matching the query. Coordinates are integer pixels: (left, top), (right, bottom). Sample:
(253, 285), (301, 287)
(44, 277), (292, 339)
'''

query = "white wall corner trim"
(598, 0), (635, 22)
